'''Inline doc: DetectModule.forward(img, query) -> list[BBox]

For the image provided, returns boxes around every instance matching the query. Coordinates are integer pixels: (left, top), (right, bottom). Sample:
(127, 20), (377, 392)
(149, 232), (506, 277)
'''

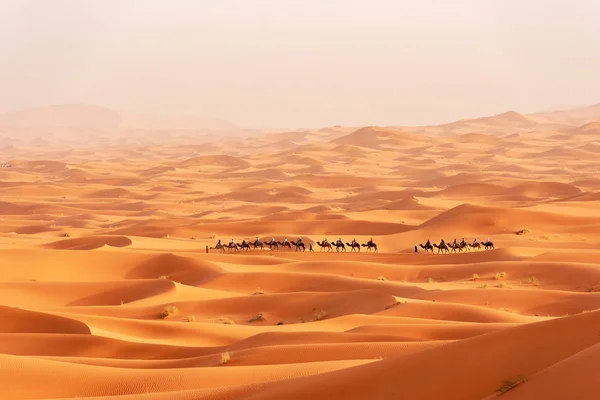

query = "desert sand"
(1, 104), (600, 399)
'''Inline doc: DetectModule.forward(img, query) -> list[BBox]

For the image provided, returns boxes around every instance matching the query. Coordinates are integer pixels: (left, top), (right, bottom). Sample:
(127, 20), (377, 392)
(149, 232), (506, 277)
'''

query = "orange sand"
(1, 104), (600, 399)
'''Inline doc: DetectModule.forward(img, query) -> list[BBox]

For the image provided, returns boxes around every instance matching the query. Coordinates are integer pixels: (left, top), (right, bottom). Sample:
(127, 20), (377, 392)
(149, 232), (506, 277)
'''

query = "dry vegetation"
(497, 375), (528, 394)
(248, 313), (265, 323)
(159, 305), (179, 319)
(220, 352), (231, 365)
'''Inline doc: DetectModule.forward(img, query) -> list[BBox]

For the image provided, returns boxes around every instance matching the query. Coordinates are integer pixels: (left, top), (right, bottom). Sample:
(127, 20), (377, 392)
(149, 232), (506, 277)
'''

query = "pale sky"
(1, 0), (599, 128)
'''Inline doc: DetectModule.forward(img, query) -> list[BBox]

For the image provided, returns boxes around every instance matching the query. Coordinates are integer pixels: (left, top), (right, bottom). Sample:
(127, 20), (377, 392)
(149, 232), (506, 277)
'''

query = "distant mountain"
(0, 103), (241, 134)
(529, 103), (600, 126)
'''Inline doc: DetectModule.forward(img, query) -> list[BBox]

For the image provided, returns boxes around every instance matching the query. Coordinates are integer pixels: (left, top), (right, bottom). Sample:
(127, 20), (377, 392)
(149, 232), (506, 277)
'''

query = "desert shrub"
(520, 276), (540, 286)
(220, 352), (231, 365)
(497, 375), (527, 394)
(314, 310), (328, 321)
(159, 305), (179, 319)
(248, 313), (264, 323)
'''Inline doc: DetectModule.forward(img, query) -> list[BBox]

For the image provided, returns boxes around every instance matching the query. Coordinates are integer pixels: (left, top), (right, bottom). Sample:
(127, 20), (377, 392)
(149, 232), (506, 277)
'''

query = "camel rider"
(487, 237), (490, 244)
(271, 237), (275, 244)
(440, 239), (445, 245)
(324, 238), (328, 245)
(297, 237), (303, 245)
(230, 239), (235, 246)
(284, 237), (289, 244)
(255, 237), (260, 245)
(461, 238), (466, 246)
(352, 238), (357, 246)
(473, 238), (478, 245)
(426, 239), (431, 247)
(217, 239), (221, 247)
(453, 238), (458, 246)
(338, 238), (342, 245)
(368, 238), (373, 245)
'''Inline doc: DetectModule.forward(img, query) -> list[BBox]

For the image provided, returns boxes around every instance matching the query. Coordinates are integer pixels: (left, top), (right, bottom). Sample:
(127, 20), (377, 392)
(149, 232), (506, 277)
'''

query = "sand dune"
(2, 104), (600, 399)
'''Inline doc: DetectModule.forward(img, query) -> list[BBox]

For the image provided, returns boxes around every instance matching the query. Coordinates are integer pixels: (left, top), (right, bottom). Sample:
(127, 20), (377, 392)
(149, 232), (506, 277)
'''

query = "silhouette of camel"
(468, 242), (481, 251)
(210, 243), (226, 253)
(361, 242), (378, 253)
(345, 242), (361, 252)
(218, 243), (238, 252)
(448, 243), (464, 253)
(291, 241), (305, 252)
(333, 242), (346, 252)
(265, 240), (278, 250)
(252, 240), (264, 250)
(433, 243), (449, 254)
(483, 241), (495, 250)
(277, 241), (292, 249)
(316, 241), (332, 252)
(237, 242), (251, 251)
(419, 243), (434, 253)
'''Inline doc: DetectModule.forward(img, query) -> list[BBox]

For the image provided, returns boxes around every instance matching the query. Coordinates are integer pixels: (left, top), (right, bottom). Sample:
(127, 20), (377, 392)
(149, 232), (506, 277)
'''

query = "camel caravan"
(210, 237), (378, 253)
(417, 238), (494, 254)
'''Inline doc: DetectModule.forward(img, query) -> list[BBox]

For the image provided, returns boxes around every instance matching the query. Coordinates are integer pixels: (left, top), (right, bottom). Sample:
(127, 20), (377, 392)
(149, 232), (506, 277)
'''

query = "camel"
(468, 242), (481, 251)
(316, 241), (332, 252)
(433, 243), (449, 254)
(210, 243), (226, 253)
(252, 240), (264, 250)
(265, 240), (278, 250)
(237, 242), (251, 251)
(483, 241), (495, 250)
(218, 243), (238, 252)
(448, 243), (464, 253)
(345, 242), (361, 252)
(419, 243), (434, 253)
(291, 241), (305, 252)
(277, 241), (292, 250)
(361, 242), (378, 253)
(333, 242), (346, 252)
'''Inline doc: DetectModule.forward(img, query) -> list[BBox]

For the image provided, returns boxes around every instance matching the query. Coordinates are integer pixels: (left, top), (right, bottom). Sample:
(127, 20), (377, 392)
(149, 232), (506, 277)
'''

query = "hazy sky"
(1, 0), (599, 128)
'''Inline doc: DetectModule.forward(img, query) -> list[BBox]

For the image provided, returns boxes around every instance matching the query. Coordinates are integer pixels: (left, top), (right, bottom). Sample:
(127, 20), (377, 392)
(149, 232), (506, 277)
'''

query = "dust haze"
(1, 0), (600, 128)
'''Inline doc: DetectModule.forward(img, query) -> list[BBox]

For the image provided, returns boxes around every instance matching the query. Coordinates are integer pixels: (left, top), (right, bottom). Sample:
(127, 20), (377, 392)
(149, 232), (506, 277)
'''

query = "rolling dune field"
(2, 105), (600, 399)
